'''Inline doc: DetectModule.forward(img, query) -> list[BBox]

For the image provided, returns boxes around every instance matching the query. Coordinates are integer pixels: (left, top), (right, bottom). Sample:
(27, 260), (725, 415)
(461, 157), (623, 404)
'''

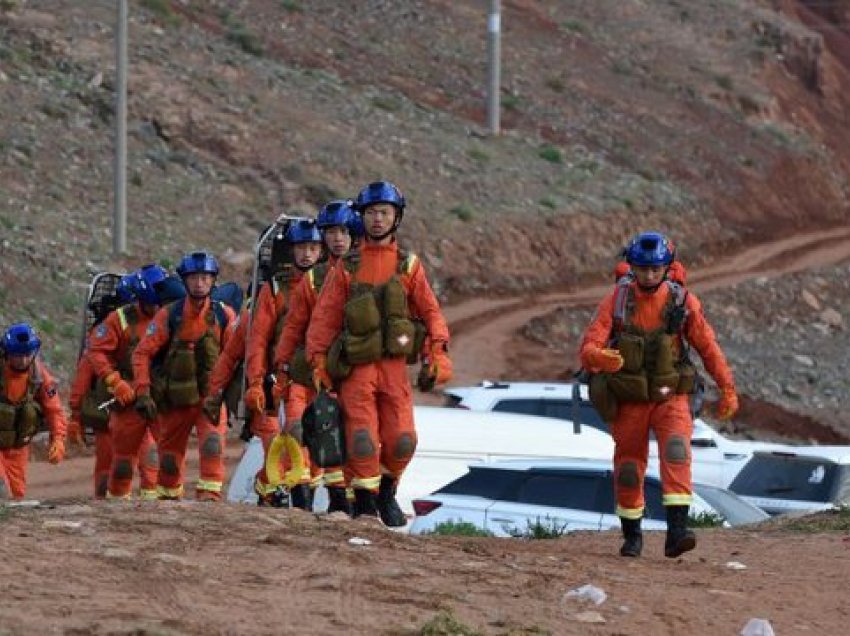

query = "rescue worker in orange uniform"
(272, 200), (363, 514)
(88, 264), (168, 500)
(68, 273), (140, 497)
(306, 181), (452, 525)
(246, 219), (323, 508)
(132, 252), (236, 501)
(0, 323), (66, 499)
(580, 231), (738, 558)
(205, 296), (250, 431)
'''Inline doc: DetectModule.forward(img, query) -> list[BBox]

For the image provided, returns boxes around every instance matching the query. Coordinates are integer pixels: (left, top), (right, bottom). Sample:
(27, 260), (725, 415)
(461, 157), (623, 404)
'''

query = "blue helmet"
(116, 272), (138, 304)
(355, 181), (405, 211)
(3, 323), (41, 356)
(135, 263), (169, 306)
(624, 231), (675, 267)
(317, 200), (364, 237)
(286, 219), (322, 244)
(176, 251), (219, 277)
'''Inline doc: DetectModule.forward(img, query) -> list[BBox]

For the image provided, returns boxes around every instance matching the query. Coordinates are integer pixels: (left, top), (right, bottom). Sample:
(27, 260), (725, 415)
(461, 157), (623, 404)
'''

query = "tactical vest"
(590, 280), (697, 419)
(80, 304), (141, 431)
(329, 248), (427, 379)
(154, 298), (228, 410)
(0, 362), (44, 449)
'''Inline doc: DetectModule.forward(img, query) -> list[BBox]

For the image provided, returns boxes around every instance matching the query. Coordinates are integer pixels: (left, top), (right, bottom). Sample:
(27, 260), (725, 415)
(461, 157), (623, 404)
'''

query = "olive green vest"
(0, 361), (43, 449)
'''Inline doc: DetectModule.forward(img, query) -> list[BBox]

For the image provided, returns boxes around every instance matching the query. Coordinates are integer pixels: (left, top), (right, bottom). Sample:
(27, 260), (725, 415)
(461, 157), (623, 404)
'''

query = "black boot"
(664, 505), (696, 558)
(290, 484), (314, 511)
(619, 517), (643, 557)
(327, 486), (352, 515)
(352, 488), (378, 518)
(376, 475), (407, 528)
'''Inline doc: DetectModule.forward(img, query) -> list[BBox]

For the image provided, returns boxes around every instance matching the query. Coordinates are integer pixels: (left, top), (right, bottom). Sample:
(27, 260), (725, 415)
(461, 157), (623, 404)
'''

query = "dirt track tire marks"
(445, 225), (850, 386)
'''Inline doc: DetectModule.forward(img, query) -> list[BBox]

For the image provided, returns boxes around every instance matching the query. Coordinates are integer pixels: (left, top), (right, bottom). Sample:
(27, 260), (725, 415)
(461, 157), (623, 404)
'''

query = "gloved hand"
(48, 437), (66, 464)
(716, 386), (739, 420)
(312, 354), (333, 393)
(105, 371), (135, 407)
(585, 348), (625, 374)
(417, 343), (453, 392)
(134, 387), (158, 421)
(202, 393), (223, 424)
(67, 417), (85, 447)
(244, 382), (266, 414)
(272, 370), (291, 404)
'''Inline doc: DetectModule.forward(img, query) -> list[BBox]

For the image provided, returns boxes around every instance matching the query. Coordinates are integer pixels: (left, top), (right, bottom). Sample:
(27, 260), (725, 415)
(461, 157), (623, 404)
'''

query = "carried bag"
(288, 346), (314, 387)
(80, 378), (111, 431)
(0, 402), (18, 449)
(588, 374), (618, 423)
(344, 330), (383, 365)
(302, 391), (346, 468)
(327, 335), (352, 381)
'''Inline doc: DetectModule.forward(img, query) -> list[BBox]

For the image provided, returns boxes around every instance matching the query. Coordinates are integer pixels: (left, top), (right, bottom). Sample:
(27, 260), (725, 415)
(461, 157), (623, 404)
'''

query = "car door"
(598, 472), (669, 531)
(484, 470), (605, 537)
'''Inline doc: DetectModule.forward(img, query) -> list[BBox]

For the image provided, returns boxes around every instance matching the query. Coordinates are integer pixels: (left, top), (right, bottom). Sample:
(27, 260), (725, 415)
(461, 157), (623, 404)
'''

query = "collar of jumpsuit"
(2, 362), (31, 403)
(628, 280), (673, 332)
(177, 295), (213, 341)
(354, 240), (402, 286)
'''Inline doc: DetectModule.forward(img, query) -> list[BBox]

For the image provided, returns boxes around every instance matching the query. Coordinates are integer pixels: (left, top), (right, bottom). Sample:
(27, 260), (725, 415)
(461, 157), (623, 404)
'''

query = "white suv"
(443, 381), (789, 488)
(409, 458), (768, 537)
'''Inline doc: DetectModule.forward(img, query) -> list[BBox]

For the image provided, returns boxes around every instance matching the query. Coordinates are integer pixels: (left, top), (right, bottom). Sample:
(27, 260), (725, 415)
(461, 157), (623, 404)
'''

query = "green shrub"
(506, 517), (570, 539)
(372, 95), (402, 112)
(501, 94), (521, 111)
(448, 205), (474, 222)
(227, 24), (264, 57)
(688, 511), (725, 528)
(426, 520), (493, 537)
(280, 0), (303, 12)
(140, 0), (180, 27)
(538, 196), (557, 210)
(537, 145), (563, 164)
(467, 147), (489, 163)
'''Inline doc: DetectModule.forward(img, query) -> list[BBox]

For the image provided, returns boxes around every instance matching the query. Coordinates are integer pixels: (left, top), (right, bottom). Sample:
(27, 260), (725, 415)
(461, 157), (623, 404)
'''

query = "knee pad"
(392, 433), (416, 460)
(617, 461), (640, 488)
(351, 429), (376, 459)
(113, 459), (133, 481)
(664, 435), (689, 464)
(161, 453), (180, 476)
(201, 433), (222, 458)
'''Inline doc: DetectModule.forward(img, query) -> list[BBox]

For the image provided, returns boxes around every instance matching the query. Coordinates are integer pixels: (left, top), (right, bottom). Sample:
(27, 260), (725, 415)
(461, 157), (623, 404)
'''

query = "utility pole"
(487, 0), (501, 136)
(113, 0), (128, 255)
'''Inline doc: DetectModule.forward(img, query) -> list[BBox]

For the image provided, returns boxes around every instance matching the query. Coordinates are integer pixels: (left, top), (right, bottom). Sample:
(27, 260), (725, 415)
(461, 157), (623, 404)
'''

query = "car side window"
(511, 473), (601, 512)
(437, 468), (524, 500)
(543, 401), (609, 434)
(492, 398), (545, 417)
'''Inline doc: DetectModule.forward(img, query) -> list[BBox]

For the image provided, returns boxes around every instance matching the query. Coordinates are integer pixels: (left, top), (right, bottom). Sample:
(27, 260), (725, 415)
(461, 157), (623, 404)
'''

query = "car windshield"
(693, 483), (769, 525)
(729, 455), (839, 503)
(436, 467), (522, 499)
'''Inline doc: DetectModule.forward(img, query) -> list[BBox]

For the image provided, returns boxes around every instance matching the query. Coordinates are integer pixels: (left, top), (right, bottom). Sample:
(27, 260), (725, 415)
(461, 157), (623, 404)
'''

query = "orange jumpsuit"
(68, 350), (113, 497)
(580, 282), (734, 519)
(207, 309), (268, 440)
(0, 358), (66, 498)
(273, 259), (345, 490)
(87, 303), (159, 499)
(306, 242), (449, 492)
(245, 272), (312, 496)
(132, 297), (235, 500)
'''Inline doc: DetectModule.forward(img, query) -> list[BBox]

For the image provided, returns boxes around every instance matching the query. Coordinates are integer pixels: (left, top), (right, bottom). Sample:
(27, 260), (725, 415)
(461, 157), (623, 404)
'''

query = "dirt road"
(446, 226), (850, 385)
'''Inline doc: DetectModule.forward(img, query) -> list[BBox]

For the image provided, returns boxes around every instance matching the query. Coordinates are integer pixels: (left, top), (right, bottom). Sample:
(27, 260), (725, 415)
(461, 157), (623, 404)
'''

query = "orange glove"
(67, 417), (85, 447)
(716, 386), (739, 420)
(585, 348), (624, 373)
(244, 382), (266, 414)
(272, 371), (291, 404)
(105, 371), (135, 407)
(312, 354), (333, 393)
(429, 343), (453, 385)
(48, 437), (66, 464)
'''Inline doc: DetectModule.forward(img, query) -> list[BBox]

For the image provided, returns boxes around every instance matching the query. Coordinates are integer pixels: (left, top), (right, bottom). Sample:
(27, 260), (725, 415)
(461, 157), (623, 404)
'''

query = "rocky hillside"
(1, 0), (850, 386)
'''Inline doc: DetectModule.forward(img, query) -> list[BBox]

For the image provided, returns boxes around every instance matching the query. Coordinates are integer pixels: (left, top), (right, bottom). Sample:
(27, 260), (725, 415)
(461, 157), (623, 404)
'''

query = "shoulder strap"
(397, 249), (418, 277)
(309, 262), (330, 293)
(342, 249), (361, 276)
(116, 304), (139, 332)
(211, 300), (228, 330)
(611, 279), (634, 333)
(664, 280), (689, 335)
(166, 299), (185, 336)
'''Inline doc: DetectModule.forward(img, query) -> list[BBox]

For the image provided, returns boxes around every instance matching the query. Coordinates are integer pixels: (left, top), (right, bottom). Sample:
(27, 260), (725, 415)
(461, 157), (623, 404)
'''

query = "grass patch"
(372, 95), (402, 112)
(545, 77), (565, 92)
(562, 19), (586, 35)
(226, 22), (265, 57)
(140, 0), (180, 27)
(774, 506), (850, 533)
(538, 196), (557, 210)
(506, 517), (570, 539)
(611, 60), (632, 76)
(688, 511), (725, 528)
(425, 520), (493, 537)
(280, 0), (303, 12)
(537, 144), (563, 164)
(466, 147), (489, 163)
(714, 74), (734, 91)
(416, 610), (482, 636)
(501, 94), (521, 111)
(448, 205), (475, 222)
